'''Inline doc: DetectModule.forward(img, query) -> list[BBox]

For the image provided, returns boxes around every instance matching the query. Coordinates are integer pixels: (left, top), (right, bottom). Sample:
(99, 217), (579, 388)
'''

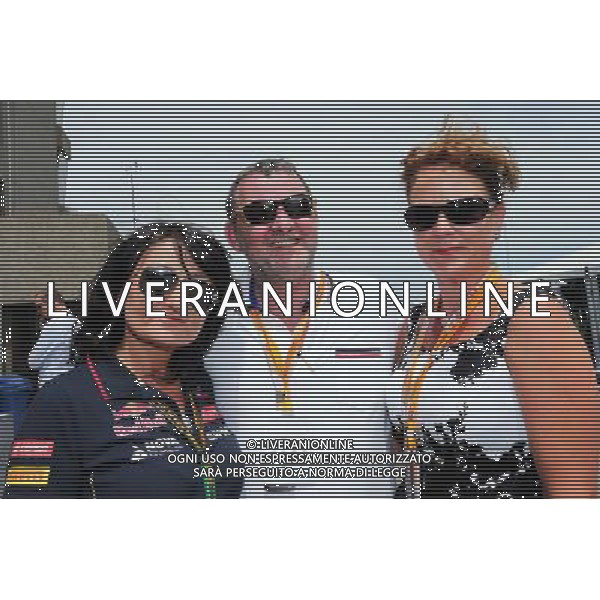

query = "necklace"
(250, 272), (328, 412)
(400, 269), (502, 497)
(149, 393), (216, 499)
(86, 356), (216, 499)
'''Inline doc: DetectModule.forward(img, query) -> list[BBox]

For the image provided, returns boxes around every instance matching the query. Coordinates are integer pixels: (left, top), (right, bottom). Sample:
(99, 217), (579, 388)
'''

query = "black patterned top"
(392, 290), (543, 499)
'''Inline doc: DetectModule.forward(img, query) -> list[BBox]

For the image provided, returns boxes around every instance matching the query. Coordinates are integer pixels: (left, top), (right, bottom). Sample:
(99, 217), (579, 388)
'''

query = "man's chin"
(260, 258), (315, 281)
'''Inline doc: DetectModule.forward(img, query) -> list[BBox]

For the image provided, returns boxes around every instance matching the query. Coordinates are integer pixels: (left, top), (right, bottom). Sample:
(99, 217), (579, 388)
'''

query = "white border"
(2, 500), (599, 598)
(3, 2), (600, 98)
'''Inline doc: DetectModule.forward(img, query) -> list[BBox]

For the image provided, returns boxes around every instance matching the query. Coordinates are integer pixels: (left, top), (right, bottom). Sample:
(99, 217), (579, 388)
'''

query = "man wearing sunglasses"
(225, 160), (319, 324)
(204, 159), (399, 498)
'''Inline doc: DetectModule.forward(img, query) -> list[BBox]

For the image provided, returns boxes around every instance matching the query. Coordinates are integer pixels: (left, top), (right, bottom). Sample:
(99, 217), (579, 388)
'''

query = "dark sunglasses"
(137, 268), (219, 312)
(404, 197), (502, 232)
(240, 193), (314, 225)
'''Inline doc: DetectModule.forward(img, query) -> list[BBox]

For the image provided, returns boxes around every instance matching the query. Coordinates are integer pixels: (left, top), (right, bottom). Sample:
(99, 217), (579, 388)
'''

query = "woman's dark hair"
(74, 222), (232, 389)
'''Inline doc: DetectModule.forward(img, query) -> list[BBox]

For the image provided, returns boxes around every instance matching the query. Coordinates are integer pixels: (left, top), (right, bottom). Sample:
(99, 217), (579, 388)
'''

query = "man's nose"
(270, 204), (293, 228)
(162, 284), (182, 310)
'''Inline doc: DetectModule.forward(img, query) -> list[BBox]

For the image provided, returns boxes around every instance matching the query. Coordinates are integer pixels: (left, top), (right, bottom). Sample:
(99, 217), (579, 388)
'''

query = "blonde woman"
(393, 121), (600, 498)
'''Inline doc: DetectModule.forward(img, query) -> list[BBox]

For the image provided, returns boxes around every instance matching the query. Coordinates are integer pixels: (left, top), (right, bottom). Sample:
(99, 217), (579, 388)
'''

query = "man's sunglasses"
(240, 193), (314, 225)
(138, 268), (219, 312)
(404, 197), (502, 232)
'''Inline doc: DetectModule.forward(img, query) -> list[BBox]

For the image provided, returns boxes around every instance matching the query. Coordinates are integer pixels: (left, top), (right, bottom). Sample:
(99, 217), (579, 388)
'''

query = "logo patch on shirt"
(11, 439), (55, 458)
(110, 401), (168, 438)
(6, 466), (51, 486)
(131, 437), (184, 462)
(206, 424), (234, 445)
(335, 348), (383, 359)
(201, 404), (221, 424)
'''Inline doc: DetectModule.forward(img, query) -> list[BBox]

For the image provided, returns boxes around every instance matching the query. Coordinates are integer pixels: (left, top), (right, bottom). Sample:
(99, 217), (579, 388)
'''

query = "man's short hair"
(226, 158), (310, 221)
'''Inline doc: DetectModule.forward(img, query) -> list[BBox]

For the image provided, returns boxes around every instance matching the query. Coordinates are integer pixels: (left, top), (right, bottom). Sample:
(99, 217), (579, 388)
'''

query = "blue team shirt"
(5, 359), (243, 498)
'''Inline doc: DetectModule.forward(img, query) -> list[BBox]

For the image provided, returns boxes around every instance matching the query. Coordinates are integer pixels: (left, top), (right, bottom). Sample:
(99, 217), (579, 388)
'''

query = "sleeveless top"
(392, 290), (543, 499)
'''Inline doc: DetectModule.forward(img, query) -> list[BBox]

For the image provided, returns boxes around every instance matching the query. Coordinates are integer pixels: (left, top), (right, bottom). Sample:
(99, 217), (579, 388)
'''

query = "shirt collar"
(92, 357), (169, 401)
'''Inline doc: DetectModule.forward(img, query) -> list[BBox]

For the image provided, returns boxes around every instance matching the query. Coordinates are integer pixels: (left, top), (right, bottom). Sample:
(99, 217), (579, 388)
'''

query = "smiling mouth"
(164, 313), (186, 322)
(432, 246), (462, 256)
(271, 236), (301, 247)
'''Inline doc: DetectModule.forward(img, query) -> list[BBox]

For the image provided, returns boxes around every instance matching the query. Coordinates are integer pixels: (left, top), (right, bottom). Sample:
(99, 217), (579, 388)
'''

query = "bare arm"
(505, 299), (600, 498)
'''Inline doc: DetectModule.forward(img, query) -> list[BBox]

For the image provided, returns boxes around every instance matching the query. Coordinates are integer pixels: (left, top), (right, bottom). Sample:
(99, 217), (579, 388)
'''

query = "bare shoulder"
(505, 295), (593, 366)
(507, 296), (578, 338)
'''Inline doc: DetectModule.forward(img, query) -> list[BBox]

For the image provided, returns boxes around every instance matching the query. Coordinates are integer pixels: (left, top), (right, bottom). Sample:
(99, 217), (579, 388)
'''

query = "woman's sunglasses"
(404, 197), (502, 232)
(240, 193), (314, 225)
(138, 268), (219, 312)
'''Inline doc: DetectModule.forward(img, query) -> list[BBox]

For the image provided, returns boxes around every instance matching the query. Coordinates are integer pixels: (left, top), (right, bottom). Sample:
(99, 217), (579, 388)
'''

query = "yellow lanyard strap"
(403, 270), (502, 449)
(250, 272), (328, 412)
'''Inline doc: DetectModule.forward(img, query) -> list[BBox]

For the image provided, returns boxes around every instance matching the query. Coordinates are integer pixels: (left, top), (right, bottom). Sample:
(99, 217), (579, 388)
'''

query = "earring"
(99, 323), (113, 339)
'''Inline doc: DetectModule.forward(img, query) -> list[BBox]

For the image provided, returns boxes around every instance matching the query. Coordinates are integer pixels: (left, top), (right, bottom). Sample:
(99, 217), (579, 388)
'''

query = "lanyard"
(85, 355), (216, 499)
(402, 270), (502, 451)
(249, 272), (328, 412)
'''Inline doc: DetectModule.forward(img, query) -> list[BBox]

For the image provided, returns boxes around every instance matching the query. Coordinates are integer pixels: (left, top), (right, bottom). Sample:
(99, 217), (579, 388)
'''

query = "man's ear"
(225, 220), (242, 253)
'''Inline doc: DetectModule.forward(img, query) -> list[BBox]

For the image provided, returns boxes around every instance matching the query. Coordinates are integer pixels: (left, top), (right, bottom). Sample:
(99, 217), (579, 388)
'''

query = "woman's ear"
(225, 220), (241, 253)
(492, 202), (506, 239)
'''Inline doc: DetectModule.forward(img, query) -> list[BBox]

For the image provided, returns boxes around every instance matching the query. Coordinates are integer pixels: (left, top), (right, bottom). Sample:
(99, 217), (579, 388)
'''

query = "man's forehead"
(235, 171), (308, 205)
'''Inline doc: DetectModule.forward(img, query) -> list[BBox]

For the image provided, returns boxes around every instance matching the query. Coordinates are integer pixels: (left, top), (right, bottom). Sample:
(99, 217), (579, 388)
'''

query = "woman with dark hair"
(393, 121), (600, 499)
(6, 223), (242, 498)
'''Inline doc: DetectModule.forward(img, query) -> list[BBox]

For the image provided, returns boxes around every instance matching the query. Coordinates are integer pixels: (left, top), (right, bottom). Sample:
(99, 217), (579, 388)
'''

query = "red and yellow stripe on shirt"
(6, 466), (51, 486)
(10, 439), (55, 458)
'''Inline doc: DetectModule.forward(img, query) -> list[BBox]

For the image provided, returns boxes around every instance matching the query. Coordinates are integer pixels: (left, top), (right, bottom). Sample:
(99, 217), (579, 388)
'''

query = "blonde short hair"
(402, 118), (520, 198)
